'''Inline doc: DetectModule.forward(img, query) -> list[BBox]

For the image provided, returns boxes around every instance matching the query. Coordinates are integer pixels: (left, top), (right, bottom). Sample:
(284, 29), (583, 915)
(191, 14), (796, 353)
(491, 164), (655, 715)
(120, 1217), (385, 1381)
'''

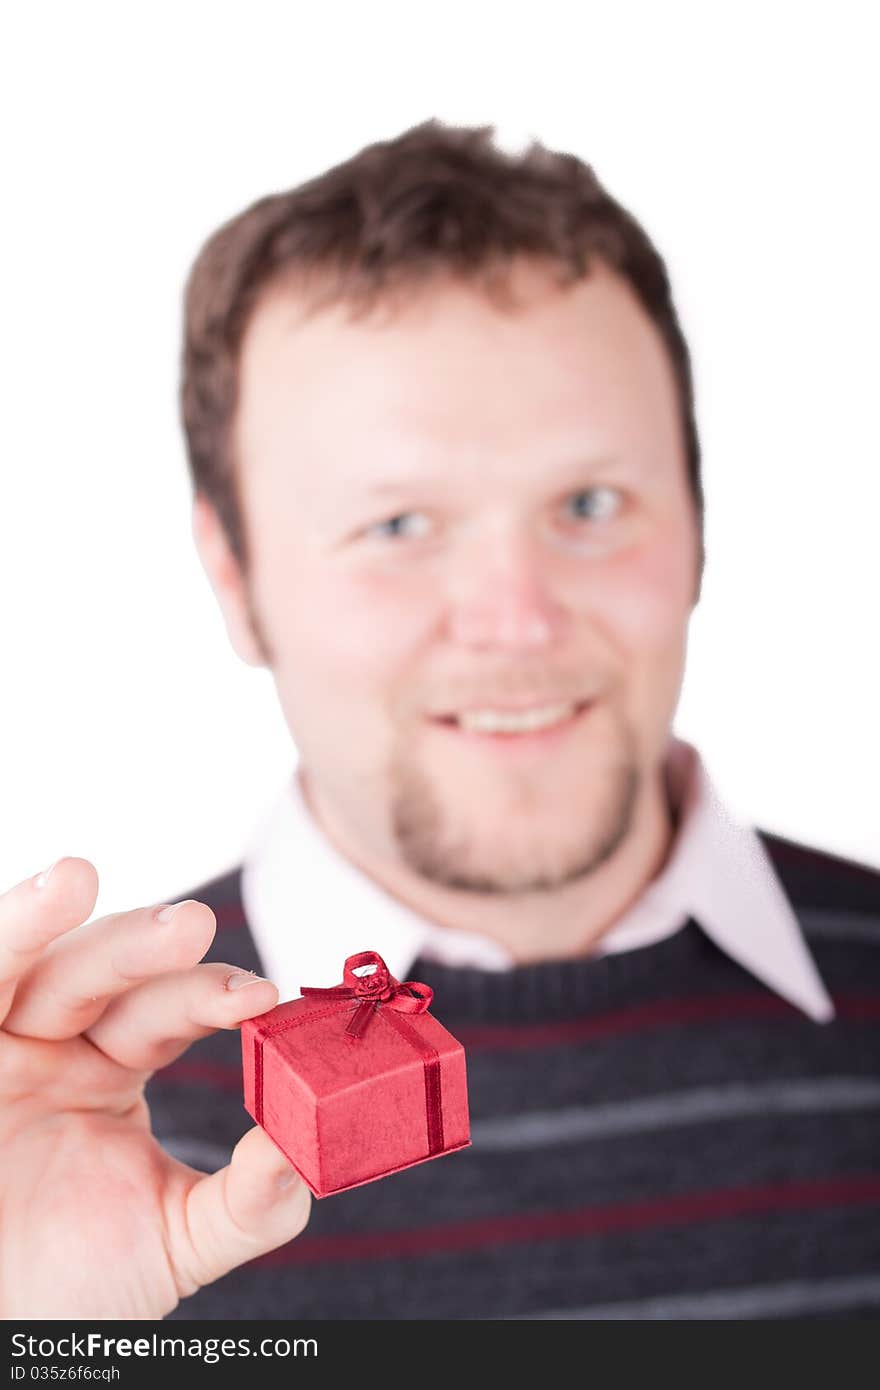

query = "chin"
(403, 812), (610, 895)
(391, 752), (640, 894)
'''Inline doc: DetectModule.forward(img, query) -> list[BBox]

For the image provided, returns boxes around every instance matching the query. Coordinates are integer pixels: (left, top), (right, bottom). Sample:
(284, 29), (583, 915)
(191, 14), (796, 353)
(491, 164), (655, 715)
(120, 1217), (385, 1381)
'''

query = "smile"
(428, 699), (594, 745)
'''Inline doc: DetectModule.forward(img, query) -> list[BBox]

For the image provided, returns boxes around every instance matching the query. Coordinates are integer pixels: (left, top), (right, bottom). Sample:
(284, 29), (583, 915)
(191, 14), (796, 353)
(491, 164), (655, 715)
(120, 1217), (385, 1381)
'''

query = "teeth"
(455, 702), (577, 734)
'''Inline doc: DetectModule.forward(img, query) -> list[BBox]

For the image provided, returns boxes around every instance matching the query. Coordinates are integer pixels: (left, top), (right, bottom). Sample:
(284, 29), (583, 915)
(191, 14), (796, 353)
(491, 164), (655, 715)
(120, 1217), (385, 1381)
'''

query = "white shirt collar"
(240, 734), (835, 1023)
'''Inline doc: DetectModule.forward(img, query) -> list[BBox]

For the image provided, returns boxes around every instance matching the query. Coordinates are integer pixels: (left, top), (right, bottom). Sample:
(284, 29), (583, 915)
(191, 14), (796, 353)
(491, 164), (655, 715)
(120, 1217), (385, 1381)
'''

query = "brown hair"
(180, 118), (704, 595)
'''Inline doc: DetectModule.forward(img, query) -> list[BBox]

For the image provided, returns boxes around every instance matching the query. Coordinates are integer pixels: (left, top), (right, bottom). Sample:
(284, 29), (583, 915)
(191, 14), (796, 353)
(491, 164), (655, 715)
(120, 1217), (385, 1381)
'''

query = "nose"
(443, 525), (571, 651)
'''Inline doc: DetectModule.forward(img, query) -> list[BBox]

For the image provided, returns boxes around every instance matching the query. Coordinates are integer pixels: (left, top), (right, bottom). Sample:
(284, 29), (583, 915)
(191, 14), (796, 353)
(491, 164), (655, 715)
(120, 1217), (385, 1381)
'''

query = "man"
(1, 120), (878, 1321)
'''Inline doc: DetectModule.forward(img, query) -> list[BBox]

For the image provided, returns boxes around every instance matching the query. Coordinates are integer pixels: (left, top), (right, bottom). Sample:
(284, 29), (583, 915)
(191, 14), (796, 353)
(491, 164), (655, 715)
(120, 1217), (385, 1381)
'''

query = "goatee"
(389, 750), (640, 895)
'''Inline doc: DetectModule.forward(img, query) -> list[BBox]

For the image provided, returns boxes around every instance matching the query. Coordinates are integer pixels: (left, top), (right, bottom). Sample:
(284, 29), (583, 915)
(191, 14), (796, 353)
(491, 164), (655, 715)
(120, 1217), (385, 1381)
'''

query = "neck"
(298, 763), (676, 966)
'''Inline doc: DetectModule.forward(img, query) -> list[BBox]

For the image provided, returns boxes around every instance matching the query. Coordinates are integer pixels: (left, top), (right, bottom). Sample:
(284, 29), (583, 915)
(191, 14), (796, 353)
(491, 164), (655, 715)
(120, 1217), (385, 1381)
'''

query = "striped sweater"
(146, 829), (880, 1320)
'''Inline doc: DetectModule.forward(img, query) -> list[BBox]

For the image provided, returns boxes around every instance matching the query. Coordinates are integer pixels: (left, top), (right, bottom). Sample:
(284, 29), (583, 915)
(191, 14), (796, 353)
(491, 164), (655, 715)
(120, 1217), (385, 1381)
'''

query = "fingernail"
(225, 969), (269, 990)
(156, 901), (188, 923)
(34, 859), (62, 889)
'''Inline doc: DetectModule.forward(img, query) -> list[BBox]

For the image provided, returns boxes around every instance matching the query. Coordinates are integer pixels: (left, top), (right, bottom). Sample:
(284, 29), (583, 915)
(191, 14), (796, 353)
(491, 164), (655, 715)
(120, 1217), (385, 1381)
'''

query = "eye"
(364, 511), (432, 541)
(563, 486), (622, 522)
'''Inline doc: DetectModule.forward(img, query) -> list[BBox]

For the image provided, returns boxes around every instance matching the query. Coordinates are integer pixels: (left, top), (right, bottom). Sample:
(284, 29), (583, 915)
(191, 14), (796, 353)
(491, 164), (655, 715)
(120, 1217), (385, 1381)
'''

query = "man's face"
(230, 257), (700, 895)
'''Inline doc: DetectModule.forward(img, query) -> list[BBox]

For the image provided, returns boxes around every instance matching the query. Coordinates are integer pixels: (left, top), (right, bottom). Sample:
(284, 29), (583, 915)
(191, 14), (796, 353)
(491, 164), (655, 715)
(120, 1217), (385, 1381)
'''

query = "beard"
(388, 724), (641, 895)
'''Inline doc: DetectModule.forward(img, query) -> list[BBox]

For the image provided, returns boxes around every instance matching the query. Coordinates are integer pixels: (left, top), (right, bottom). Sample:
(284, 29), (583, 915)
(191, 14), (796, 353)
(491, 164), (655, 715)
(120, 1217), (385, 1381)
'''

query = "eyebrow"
(356, 453), (626, 499)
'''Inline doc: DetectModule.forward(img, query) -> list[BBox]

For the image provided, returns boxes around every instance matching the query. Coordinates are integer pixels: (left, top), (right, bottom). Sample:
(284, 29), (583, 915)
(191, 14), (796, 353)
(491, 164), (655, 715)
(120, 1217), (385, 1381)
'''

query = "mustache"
(414, 679), (601, 714)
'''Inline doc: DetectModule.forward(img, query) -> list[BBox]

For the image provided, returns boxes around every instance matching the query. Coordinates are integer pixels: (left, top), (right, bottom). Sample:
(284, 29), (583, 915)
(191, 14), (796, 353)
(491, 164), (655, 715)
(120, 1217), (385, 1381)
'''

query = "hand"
(0, 857), (311, 1319)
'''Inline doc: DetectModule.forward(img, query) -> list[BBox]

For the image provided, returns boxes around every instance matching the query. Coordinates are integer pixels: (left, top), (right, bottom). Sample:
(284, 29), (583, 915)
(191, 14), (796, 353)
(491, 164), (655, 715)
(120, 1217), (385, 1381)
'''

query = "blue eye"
(366, 512), (431, 540)
(565, 486), (621, 521)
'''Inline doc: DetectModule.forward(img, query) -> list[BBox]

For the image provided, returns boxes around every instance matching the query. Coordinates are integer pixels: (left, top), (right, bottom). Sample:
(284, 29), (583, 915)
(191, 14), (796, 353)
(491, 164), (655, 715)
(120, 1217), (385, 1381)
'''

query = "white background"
(1, 1), (877, 919)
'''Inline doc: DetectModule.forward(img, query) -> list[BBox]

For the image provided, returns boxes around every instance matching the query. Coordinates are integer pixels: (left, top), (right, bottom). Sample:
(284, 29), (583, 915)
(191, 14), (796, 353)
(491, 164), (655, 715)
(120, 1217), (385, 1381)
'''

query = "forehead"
(234, 257), (681, 476)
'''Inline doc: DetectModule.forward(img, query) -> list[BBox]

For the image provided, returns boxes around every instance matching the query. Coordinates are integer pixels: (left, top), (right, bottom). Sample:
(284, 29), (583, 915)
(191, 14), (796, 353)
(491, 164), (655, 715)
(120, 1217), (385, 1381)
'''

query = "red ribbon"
(256, 951), (445, 1156)
(300, 949), (435, 1036)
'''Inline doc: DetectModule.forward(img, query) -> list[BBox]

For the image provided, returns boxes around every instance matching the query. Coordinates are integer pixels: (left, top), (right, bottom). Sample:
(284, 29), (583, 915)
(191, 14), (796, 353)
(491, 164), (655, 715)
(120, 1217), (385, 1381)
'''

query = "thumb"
(175, 1125), (312, 1298)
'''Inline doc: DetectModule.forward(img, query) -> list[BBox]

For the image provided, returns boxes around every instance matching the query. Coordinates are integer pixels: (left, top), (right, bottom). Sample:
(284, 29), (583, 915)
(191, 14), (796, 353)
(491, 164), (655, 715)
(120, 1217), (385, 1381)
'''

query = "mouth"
(426, 698), (594, 749)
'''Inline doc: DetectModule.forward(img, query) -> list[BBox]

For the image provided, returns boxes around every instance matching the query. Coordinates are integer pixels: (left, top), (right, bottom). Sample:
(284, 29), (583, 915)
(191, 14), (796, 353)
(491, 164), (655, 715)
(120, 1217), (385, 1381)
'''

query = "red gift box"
(241, 950), (471, 1197)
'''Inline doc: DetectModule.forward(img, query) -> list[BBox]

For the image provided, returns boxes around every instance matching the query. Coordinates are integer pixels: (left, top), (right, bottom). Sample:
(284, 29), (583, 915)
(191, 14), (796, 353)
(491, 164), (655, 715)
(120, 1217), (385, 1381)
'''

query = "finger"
(0, 1031), (141, 1116)
(0, 858), (99, 1025)
(85, 962), (279, 1072)
(170, 1125), (312, 1298)
(3, 899), (217, 1040)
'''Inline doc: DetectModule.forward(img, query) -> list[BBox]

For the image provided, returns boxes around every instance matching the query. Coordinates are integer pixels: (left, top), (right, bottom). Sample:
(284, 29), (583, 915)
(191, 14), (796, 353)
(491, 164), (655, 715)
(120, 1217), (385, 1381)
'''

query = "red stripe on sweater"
(453, 992), (880, 1051)
(158, 1060), (243, 1090)
(152, 992), (880, 1093)
(253, 1173), (880, 1267)
(210, 903), (248, 932)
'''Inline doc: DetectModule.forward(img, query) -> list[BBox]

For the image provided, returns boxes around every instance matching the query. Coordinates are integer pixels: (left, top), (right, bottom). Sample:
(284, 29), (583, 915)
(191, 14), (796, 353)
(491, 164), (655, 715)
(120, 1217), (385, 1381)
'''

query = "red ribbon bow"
(300, 950), (434, 1040)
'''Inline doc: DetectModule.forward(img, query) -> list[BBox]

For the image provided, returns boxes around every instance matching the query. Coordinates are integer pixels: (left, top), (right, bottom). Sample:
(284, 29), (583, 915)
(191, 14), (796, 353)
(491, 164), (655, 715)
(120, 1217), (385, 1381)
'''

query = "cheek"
(283, 566), (435, 685)
(585, 532), (695, 652)
(588, 534), (694, 748)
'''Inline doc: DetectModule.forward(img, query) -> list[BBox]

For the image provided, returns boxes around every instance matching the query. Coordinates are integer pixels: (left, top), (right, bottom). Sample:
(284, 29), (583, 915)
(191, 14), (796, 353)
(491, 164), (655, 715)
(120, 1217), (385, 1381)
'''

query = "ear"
(191, 492), (268, 668)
